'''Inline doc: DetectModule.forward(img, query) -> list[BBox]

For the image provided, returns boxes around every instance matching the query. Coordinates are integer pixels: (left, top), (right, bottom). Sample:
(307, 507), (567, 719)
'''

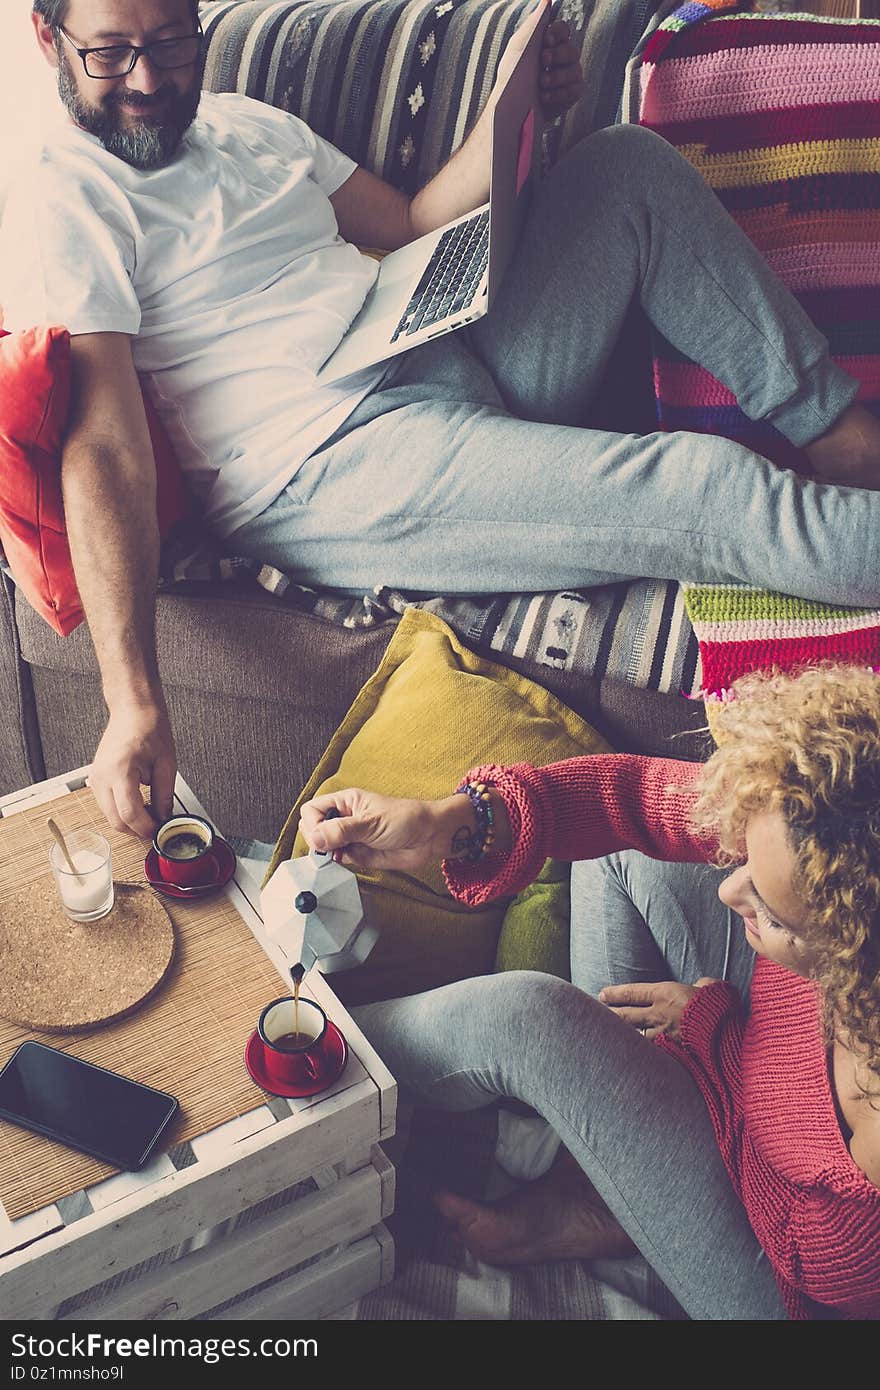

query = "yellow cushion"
(266, 608), (611, 1004)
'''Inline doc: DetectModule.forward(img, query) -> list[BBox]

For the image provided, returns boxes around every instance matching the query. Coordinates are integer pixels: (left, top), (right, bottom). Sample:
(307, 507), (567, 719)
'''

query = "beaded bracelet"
(453, 780), (496, 862)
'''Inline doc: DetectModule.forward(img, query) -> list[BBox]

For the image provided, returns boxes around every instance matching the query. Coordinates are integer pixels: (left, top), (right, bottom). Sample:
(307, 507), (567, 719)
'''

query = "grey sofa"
(0, 0), (708, 839)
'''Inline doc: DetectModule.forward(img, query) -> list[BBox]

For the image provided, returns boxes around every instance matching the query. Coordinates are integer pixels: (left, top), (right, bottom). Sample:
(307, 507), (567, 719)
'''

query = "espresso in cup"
(257, 996), (331, 1090)
(272, 1031), (314, 1051)
(153, 815), (217, 887)
(163, 830), (207, 859)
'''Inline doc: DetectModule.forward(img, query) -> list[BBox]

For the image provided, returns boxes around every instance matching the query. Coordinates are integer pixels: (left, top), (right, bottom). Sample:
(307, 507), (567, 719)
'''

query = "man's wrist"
(103, 681), (168, 721)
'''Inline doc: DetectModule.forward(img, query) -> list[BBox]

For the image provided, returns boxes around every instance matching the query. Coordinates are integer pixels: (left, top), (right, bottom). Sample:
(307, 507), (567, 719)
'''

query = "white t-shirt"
(0, 92), (386, 535)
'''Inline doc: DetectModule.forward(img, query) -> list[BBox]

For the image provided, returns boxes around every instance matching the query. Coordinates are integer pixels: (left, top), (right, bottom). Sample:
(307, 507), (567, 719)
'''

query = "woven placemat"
(0, 787), (285, 1220)
(0, 881), (174, 1031)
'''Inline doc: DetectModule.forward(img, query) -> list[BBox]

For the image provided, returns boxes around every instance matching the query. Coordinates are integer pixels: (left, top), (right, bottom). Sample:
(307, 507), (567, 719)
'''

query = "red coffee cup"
(152, 815), (219, 888)
(257, 996), (332, 1090)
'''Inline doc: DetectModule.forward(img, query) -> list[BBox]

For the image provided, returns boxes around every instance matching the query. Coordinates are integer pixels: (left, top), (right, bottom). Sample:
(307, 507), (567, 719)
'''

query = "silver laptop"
(316, 3), (548, 384)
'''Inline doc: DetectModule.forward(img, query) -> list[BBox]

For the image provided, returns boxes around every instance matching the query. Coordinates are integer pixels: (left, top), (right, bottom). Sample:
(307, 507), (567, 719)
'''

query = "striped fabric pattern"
(159, 519), (702, 694)
(201, 0), (664, 189)
(383, 579), (702, 693)
(200, 0), (524, 194)
(635, 4), (880, 706)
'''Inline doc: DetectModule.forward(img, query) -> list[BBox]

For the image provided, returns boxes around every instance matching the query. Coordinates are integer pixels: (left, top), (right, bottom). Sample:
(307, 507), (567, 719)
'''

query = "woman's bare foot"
(804, 403), (880, 490)
(432, 1150), (637, 1266)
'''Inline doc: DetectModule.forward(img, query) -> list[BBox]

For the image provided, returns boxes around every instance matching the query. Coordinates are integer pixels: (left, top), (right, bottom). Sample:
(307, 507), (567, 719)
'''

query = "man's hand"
(492, 3), (584, 122)
(598, 978), (720, 1042)
(538, 14), (584, 120)
(89, 704), (177, 837)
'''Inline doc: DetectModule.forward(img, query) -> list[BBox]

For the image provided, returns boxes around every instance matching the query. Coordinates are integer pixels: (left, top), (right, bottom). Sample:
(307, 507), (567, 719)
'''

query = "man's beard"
(55, 44), (203, 170)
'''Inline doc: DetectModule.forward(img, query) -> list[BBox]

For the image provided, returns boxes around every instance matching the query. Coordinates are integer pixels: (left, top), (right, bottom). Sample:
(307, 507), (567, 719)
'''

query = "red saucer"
(244, 1023), (348, 1098)
(144, 837), (236, 899)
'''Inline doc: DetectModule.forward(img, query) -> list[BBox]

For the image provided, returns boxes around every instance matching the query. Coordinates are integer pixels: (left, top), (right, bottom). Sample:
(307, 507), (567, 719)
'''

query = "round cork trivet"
(0, 882), (175, 1031)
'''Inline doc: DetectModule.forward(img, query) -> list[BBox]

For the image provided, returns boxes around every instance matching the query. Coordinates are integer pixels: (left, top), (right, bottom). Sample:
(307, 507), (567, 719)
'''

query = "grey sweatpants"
(229, 123), (875, 607)
(351, 854), (787, 1321)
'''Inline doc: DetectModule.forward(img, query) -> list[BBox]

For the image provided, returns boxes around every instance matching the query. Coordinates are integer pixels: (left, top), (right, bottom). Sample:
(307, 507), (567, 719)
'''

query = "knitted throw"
(684, 586), (880, 720)
(637, 2), (880, 715)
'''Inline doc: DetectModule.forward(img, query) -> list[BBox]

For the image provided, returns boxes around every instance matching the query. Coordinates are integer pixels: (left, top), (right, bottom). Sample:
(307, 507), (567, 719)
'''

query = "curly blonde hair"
(690, 664), (880, 1091)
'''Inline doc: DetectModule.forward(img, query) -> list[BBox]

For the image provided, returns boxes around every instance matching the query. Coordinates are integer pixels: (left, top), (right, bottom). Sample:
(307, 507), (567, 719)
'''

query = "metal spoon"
(147, 872), (224, 895)
(115, 877), (222, 896)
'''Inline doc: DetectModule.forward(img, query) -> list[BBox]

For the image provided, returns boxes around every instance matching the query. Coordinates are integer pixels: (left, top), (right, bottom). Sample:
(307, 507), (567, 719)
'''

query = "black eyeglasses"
(57, 23), (203, 79)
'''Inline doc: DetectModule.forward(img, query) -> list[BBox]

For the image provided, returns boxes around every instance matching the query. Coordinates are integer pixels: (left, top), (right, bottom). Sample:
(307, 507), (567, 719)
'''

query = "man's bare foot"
(432, 1150), (637, 1266)
(804, 403), (880, 490)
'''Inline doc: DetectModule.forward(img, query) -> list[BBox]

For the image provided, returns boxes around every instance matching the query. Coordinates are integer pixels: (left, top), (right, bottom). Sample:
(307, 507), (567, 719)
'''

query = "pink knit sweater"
(443, 755), (880, 1320)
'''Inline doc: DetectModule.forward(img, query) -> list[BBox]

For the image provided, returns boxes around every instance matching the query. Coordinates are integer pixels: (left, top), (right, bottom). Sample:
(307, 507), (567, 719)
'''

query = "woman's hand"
(299, 789), (476, 873)
(598, 978), (720, 1043)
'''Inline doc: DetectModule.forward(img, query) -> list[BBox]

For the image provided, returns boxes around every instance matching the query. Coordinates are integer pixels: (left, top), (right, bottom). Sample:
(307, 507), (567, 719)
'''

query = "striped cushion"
(201, 0), (662, 192)
(636, 2), (880, 717)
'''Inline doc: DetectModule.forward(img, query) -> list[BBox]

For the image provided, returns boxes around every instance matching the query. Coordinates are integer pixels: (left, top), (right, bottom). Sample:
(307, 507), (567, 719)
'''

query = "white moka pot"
(261, 841), (378, 977)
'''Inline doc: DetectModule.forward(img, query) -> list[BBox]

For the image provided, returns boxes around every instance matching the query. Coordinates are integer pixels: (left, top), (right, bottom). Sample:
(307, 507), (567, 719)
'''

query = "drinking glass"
(49, 830), (114, 922)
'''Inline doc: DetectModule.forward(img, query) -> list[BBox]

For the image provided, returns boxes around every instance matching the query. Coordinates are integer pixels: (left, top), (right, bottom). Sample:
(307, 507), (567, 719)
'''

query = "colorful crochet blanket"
(637, 2), (880, 705)
(684, 584), (880, 704)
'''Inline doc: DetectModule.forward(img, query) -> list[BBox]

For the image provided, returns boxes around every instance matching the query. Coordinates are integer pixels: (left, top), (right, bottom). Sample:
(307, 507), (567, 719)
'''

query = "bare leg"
(433, 1147), (637, 1266)
(805, 403), (880, 490)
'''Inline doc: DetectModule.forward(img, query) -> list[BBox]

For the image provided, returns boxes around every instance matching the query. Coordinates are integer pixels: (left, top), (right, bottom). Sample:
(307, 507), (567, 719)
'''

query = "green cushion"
(496, 859), (571, 981)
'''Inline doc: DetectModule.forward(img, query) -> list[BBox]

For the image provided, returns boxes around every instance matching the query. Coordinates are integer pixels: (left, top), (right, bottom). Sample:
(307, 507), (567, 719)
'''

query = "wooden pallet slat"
(62, 1165), (385, 1322)
(205, 1232), (389, 1322)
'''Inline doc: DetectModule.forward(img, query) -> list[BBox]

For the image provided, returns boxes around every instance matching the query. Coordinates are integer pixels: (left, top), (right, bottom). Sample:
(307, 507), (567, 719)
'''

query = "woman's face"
(718, 810), (817, 977)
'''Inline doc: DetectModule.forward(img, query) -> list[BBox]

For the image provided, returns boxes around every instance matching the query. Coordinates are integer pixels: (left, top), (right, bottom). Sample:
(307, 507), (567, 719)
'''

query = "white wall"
(0, 1), (59, 213)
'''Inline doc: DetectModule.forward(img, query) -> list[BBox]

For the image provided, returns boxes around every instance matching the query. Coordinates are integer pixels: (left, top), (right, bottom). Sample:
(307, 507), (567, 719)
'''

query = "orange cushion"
(0, 325), (189, 636)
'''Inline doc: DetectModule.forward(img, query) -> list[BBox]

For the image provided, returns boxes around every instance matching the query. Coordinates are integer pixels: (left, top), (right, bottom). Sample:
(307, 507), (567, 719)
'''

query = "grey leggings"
(351, 854), (787, 1320)
(230, 123), (878, 608)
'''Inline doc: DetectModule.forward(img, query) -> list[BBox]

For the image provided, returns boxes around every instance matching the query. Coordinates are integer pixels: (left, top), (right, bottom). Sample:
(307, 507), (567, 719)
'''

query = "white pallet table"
(61, 1164), (385, 1321)
(204, 1227), (395, 1322)
(0, 768), (397, 1321)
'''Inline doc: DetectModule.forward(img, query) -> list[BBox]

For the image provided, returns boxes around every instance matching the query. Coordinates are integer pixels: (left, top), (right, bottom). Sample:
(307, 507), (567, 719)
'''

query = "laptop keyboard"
(390, 209), (489, 343)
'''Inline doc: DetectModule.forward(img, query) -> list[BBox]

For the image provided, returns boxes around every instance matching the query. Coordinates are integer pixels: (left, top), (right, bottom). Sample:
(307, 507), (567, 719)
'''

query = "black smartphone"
(0, 1041), (179, 1171)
